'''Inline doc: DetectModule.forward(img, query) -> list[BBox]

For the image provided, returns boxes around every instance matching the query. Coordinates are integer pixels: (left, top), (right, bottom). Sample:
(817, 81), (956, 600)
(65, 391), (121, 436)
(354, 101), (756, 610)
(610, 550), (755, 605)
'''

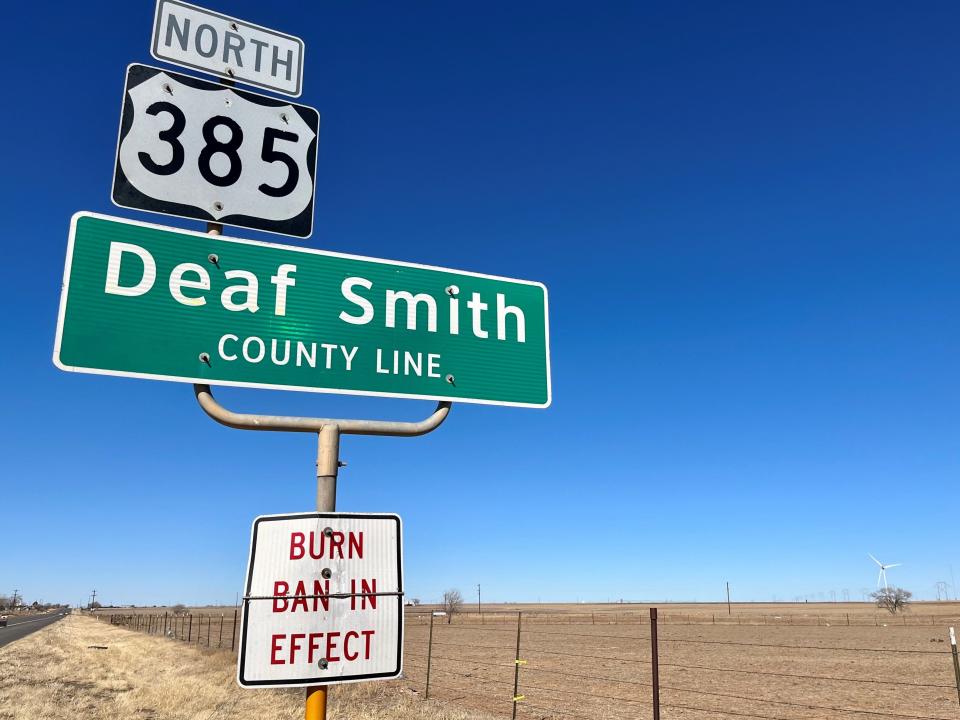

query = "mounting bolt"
(226, 67), (236, 78)
(198, 353), (211, 365)
(338, 460), (348, 468)
(323, 527), (333, 538)
(230, 22), (239, 31)
(445, 374), (455, 384)
(213, 201), (224, 212)
(280, 113), (289, 124)
(321, 568), (332, 580)
(163, 83), (173, 95)
(318, 658), (329, 669)
(445, 285), (459, 297)
(207, 253), (219, 266)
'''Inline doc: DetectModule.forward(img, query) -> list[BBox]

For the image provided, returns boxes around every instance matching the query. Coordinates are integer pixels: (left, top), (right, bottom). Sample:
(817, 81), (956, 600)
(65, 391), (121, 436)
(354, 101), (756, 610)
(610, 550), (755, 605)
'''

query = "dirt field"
(401, 602), (960, 720)
(91, 602), (960, 719)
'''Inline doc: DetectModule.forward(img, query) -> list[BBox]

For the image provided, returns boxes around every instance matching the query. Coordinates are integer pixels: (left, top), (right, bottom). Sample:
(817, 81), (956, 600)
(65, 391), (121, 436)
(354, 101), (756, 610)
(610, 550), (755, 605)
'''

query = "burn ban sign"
(237, 513), (403, 688)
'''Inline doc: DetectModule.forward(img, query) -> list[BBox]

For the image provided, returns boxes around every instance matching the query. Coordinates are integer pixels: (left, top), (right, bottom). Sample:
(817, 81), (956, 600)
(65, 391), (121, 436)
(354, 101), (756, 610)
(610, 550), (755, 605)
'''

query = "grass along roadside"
(0, 614), (494, 720)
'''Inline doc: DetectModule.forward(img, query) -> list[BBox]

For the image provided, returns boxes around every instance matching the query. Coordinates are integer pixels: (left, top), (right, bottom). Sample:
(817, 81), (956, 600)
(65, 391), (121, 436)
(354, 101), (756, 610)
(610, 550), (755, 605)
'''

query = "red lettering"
(343, 630), (359, 661)
(361, 630), (374, 659)
(292, 580), (308, 612)
(330, 531), (345, 558)
(326, 631), (341, 662)
(348, 531), (363, 559)
(291, 530), (364, 560)
(309, 531), (325, 559)
(361, 578), (377, 610)
(289, 633), (305, 664)
(290, 532), (305, 560)
(312, 579), (329, 612)
(271, 634), (285, 664)
(308, 632), (323, 664)
(273, 581), (289, 612)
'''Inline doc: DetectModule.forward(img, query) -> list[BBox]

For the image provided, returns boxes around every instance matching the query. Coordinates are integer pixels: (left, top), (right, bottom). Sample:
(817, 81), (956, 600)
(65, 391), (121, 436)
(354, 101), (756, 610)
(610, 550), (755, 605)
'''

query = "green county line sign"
(53, 213), (551, 408)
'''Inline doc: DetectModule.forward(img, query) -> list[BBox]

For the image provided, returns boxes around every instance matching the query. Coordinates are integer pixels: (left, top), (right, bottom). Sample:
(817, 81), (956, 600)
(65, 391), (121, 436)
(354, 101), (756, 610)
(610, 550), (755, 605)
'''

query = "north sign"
(54, 213), (551, 408)
(112, 64), (319, 238)
(238, 513), (402, 687)
(151, 0), (305, 97)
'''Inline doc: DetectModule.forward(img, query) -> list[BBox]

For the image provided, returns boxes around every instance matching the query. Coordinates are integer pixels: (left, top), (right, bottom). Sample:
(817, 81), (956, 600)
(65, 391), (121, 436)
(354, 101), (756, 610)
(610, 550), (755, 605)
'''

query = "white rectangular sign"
(151, 0), (305, 96)
(238, 513), (403, 688)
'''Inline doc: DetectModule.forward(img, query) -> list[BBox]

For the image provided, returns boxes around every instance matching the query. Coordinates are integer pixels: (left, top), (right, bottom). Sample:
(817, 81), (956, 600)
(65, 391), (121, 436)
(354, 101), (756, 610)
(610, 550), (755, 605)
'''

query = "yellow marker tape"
(513, 695), (525, 702)
(514, 659), (527, 665)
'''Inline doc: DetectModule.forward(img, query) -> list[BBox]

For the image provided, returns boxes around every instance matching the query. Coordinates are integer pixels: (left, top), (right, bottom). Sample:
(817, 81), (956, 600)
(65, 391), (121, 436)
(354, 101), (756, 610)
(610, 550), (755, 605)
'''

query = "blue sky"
(2, 1), (958, 607)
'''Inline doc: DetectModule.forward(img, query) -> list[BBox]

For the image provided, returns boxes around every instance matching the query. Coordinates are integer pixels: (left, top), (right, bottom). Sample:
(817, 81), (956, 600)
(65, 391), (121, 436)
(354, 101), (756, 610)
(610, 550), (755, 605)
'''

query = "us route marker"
(238, 513), (403, 687)
(112, 64), (319, 238)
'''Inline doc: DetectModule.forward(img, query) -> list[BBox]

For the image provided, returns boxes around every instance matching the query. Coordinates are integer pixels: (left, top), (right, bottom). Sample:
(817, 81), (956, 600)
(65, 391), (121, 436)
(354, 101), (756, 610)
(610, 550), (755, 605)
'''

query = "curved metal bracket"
(193, 384), (452, 437)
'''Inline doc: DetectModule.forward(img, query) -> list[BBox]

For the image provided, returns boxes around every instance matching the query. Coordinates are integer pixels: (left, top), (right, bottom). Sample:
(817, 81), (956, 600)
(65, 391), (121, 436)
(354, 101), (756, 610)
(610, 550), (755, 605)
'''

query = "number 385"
(138, 101), (301, 198)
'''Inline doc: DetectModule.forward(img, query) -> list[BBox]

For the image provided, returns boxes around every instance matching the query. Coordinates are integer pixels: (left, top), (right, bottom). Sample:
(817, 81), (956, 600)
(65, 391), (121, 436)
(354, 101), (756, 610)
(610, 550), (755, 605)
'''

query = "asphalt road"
(0, 611), (68, 649)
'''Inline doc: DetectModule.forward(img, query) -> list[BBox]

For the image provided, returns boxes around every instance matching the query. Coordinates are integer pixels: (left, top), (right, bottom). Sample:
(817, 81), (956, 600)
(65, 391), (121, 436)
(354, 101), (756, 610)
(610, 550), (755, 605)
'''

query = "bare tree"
(172, 604), (187, 616)
(442, 589), (463, 624)
(872, 586), (912, 614)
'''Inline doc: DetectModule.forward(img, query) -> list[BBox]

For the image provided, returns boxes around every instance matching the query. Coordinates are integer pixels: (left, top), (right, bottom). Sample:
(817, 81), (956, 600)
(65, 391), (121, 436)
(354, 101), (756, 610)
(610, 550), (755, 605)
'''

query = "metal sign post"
(49, 5), (540, 720)
(192, 383), (450, 720)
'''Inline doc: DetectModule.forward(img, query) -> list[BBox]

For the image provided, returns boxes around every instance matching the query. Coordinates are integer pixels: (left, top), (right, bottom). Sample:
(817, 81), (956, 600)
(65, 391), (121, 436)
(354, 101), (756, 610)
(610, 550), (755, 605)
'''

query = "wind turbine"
(868, 554), (901, 590)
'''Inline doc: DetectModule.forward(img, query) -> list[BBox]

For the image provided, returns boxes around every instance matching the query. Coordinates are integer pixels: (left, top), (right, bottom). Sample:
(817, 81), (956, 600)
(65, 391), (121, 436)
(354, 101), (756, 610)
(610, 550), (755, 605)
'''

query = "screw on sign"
(237, 513), (404, 687)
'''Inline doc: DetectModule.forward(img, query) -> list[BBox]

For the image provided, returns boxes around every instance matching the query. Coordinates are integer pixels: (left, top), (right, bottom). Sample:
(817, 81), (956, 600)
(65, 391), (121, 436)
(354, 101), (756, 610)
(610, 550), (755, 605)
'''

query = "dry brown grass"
(0, 615), (494, 720)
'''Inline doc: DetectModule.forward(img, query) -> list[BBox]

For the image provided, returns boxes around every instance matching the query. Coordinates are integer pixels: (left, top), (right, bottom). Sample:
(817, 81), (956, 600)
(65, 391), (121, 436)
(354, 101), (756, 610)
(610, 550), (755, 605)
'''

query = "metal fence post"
(164, 612), (168, 636)
(188, 614), (193, 642)
(425, 611), (435, 699)
(950, 627), (960, 707)
(231, 608), (238, 651)
(650, 607), (660, 720)
(512, 611), (524, 720)
(219, 613), (224, 648)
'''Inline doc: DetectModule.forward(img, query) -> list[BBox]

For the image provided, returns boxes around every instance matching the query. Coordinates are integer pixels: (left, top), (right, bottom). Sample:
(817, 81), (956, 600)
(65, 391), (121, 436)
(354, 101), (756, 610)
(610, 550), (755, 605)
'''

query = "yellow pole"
(305, 687), (327, 719)
(307, 425), (339, 720)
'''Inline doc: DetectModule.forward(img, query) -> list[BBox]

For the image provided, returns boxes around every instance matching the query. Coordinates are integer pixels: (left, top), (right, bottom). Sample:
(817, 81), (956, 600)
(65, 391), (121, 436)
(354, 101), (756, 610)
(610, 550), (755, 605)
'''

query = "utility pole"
(477, 584), (481, 615)
(11, 590), (18, 608)
(726, 582), (731, 616)
(90, 589), (97, 608)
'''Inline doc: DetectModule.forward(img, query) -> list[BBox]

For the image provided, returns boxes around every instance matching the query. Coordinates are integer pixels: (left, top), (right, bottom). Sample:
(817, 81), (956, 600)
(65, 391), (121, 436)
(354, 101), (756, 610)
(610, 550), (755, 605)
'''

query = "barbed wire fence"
(100, 610), (240, 651)
(403, 608), (960, 720)
(93, 605), (960, 719)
